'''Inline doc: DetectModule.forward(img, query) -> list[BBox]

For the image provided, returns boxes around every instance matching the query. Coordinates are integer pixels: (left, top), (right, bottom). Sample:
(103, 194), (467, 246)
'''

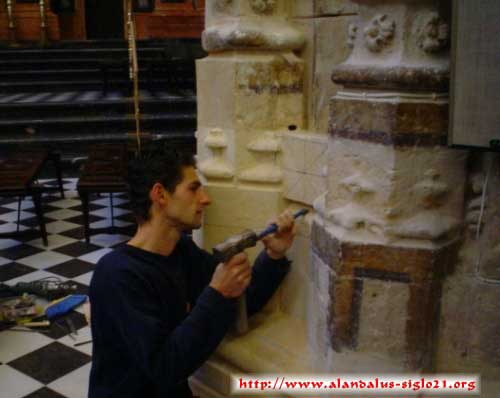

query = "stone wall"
(437, 153), (500, 395)
(193, 1), (499, 397)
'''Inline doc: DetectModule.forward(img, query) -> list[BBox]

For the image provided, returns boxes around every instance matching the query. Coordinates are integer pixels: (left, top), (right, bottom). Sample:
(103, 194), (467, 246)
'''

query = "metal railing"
(3, 0), (49, 46)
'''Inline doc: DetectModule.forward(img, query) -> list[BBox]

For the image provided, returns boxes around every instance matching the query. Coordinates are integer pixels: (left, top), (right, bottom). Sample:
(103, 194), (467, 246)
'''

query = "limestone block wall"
(292, 0), (357, 133)
(437, 153), (500, 395)
(194, 3), (313, 395)
(194, 1), (499, 397)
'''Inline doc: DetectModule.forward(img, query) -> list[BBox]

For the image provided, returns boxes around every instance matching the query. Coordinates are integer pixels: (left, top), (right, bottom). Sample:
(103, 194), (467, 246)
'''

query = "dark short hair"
(127, 148), (196, 223)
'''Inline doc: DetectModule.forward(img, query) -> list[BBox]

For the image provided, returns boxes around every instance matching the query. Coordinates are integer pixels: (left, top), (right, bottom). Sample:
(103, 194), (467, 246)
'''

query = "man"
(88, 150), (296, 398)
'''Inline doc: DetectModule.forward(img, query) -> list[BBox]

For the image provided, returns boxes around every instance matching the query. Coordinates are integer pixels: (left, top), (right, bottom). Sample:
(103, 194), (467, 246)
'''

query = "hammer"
(212, 209), (308, 334)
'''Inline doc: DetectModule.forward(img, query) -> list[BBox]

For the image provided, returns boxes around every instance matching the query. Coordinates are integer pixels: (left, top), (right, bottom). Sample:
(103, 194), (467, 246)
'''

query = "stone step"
(0, 46), (170, 60)
(0, 112), (196, 133)
(0, 57), (194, 71)
(0, 78), (195, 93)
(0, 91), (196, 118)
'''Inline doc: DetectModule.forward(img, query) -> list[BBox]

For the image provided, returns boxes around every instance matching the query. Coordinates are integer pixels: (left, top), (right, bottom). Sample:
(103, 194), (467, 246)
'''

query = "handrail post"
(127, 0), (142, 155)
(6, 0), (18, 46)
(39, 0), (48, 47)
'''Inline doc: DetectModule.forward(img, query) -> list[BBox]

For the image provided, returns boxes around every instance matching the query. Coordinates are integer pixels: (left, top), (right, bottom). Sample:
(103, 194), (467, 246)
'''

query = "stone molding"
(202, 19), (305, 52)
(331, 64), (449, 91)
(329, 95), (449, 146)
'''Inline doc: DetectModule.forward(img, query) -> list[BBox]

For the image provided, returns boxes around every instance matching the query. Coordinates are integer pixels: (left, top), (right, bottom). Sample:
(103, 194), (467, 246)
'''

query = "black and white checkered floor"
(0, 178), (136, 398)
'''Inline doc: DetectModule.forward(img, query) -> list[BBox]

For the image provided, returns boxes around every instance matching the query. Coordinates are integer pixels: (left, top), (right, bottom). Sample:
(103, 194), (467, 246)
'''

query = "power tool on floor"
(0, 278), (78, 301)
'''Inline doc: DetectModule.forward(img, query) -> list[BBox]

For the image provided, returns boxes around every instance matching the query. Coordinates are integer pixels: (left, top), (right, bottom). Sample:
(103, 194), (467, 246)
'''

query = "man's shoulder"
(92, 246), (136, 281)
(96, 246), (129, 268)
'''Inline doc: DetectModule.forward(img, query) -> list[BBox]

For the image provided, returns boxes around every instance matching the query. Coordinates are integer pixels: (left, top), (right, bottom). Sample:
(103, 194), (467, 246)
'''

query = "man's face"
(164, 166), (211, 230)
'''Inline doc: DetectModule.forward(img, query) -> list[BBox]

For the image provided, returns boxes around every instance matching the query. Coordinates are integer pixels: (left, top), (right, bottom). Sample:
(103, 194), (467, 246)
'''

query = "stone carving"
(250, 0), (276, 15)
(417, 12), (449, 53)
(385, 211), (460, 240)
(204, 127), (228, 149)
(199, 128), (234, 180)
(363, 14), (395, 52)
(215, 0), (232, 12)
(328, 203), (383, 234)
(340, 173), (375, 195)
(240, 131), (282, 183)
(347, 23), (358, 49)
(246, 131), (280, 153)
(412, 171), (450, 209)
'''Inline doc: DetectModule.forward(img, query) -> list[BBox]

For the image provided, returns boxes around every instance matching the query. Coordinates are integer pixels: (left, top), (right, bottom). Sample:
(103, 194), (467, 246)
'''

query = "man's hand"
(209, 252), (251, 298)
(261, 210), (296, 259)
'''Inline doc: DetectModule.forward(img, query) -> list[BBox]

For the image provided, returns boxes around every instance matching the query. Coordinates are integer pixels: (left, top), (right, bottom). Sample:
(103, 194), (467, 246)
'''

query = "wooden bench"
(0, 151), (64, 246)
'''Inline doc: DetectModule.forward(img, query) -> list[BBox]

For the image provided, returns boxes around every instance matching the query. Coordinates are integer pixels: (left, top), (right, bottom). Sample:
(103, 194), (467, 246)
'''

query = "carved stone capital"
(333, 0), (451, 91)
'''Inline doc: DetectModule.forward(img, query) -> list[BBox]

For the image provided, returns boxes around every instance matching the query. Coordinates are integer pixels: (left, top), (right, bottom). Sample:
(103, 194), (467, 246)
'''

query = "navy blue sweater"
(88, 236), (290, 398)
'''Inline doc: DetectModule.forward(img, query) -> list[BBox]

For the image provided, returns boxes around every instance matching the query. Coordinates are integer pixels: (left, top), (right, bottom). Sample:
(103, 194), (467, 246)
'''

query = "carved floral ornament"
(347, 23), (358, 49)
(363, 14), (395, 52)
(215, 0), (232, 12)
(250, 0), (276, 15)
(417, 12), (449, 53)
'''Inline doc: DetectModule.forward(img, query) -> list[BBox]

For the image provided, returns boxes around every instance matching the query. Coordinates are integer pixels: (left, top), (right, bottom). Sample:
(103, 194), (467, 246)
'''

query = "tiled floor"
(0, 179), (135, 398)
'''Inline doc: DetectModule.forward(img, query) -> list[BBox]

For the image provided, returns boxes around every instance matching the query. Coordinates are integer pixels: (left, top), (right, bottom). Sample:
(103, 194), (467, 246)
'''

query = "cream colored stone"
(204, 127), (228, 148)
(313, 16), (356, 133)
(239, 164), (282, 183)
(302, 174), (326, 205)
(196, 56), (236, 129)
(192, 358), (235, 397)
(203, 184), (286, 230)
(280, 235), (311, 320)
(340, 173), (377, 195)
(199, 158), (234, 180)
(292, 0), (358, 17)
(356, 278), (409, 362)
(246, 131), (281, 152)
(303, 134), (328, 175)
(292, 17), (315, 129)
(283, 169), (305, 203)
(203, 18), (305, 52)
(282, 133), (305, 172)
(326, 137), (467, 245)
(216, 312), (311, 373)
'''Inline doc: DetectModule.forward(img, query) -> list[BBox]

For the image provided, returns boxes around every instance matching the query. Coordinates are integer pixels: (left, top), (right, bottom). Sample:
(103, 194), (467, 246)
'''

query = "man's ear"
(149, 182), (168, 205)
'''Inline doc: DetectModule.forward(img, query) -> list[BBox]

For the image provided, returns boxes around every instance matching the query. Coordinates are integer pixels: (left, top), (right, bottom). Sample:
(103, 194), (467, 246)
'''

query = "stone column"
(197, 0), (305, 255)
(312, 0), (466, 371)
(193, 1), (305, 396)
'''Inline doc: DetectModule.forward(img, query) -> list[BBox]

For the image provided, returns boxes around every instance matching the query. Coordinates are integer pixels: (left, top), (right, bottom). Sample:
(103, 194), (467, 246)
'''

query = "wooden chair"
(77, 144), (129, 244)
(0, 151), (64, 246)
